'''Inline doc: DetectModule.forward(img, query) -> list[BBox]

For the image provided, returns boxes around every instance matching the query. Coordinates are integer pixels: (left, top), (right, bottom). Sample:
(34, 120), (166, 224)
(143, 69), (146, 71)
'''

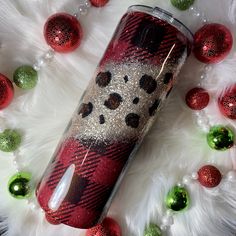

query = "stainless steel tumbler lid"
(128, 5), (193, 43)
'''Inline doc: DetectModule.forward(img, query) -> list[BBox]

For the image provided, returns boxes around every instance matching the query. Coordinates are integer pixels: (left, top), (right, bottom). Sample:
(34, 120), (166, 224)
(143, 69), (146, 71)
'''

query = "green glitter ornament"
(0, 129), (21, 152)
(166, 186), (190, 212)
(144, 223), (162, 236)
(13, 65), (38, 89)
(207, 125), (234, 151)
(171, 0), (195, 10)
(8, 172), (32, 199)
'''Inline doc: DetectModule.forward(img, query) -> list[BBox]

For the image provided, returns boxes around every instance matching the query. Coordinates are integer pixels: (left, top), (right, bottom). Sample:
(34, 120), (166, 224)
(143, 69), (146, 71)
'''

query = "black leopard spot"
(164, 73), (173, 84)
(124, 75), (129, 83)
(125, 113), (140, 128)
(133, 97), (139, 104)
(96, 71), (112, 87)
(99, 115), (105, 124)
(78, 102), (93, 118)
(149, 99), (161, 116)
(104, 93), (123, 110)
(139, 75), (157, 94)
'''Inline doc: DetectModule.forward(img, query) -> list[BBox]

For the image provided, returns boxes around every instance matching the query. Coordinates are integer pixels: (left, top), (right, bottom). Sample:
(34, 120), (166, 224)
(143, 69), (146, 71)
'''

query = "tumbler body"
(37, 5), (193, 229)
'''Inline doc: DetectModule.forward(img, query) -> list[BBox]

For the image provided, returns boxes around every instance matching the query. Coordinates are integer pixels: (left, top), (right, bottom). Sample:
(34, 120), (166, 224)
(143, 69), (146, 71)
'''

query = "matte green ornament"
(8, 172), (32, 199)
(13, 65), (38, 89)
(171, 0), (195, 10)
(0, 129), (21, 152)
(166, 186), (190, 212)
(207, 125), (234, 151)
(144, 223), (162, 236)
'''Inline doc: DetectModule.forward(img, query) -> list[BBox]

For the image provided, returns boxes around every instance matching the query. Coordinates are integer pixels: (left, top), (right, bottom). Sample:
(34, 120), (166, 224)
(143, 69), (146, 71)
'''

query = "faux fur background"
(0, 0), (236, 235)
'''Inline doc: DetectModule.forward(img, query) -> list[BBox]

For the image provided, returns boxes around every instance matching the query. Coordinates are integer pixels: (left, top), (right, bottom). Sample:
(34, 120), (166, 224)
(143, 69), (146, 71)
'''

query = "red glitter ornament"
(86, 217), (121, 236)
(44, 13), (83, 53)
(185, 87), (210, 110)
(193, 23), (233, 64)
(218, 84), (236, 119)
(198, 165), (222, 188)
(90, 0), (109, 7)
(0, 73), (14, 110)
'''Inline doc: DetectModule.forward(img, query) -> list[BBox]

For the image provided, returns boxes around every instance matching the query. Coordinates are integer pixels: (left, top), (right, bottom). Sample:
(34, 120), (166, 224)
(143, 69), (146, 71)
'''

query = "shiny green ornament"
(8, 172), (32, 199)
(207, 125), (234, 151)
(13, 65), (38, 89)
(171, 0), (195, 10)
(144, 223), (162, 236)
(166, 186), (190, 212)
(0, 129), (21, 152)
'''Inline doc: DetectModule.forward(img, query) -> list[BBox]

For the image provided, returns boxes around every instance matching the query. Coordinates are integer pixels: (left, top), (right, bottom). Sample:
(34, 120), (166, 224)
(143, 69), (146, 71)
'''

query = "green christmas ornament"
(8, 172), (32, 199)
(207, 125), (234, 151)
(171, 0), (195, 10)
(13, 65), (38, 89)
(166, 186), (190, 212)
(0, 129), (21, 152)
(144, 223), (162, 236)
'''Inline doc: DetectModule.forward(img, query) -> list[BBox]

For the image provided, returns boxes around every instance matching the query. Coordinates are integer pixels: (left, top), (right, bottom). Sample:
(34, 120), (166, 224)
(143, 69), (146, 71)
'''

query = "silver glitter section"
(66, 50), (187, 143)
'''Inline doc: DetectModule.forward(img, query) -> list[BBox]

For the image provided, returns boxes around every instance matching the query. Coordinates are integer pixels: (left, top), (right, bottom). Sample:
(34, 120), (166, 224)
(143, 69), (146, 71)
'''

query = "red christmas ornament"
(90, 0), (109, 7)
(185, 87), (210, 110)
(44, 13), (83, 53)
(198, 165), (222, 188)
(86, 217), (121, 236)
(0, 73), (14, 110)
(218, 84), (236, 119)
(193, 23), (233, 64)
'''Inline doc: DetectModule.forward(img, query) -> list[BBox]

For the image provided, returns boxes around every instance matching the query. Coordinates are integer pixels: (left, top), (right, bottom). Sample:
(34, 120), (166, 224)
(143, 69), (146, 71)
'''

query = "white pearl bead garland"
(189, 6), (208, 23)
(74, 0), (91, 19)
(226, 170), (236, 181)
(33, 49), (55, 71)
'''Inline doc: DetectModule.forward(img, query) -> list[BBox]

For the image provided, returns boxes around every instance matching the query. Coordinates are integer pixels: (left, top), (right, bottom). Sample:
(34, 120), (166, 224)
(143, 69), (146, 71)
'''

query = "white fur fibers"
(0, 0), (236, 236)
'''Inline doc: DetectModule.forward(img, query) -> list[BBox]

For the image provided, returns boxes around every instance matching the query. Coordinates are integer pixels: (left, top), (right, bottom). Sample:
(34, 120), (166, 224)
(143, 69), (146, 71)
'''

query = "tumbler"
(37, 5), (193, 229)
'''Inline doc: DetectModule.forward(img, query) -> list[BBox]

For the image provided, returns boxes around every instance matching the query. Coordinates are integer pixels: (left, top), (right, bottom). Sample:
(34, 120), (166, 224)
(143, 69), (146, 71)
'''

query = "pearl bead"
(160, 225), (169, 231)
(226, 171), (236, 181)
(85, 0), (92, 7)
(44, 49), (55, 60)
(78, 5), (88, 15)
(162, 215), (174, 226)
(166, 209), (173, 216)
(33, 58), (46, 71)
(183, 175), (192, 185)
(177, 182), (184, 187)
(191, 172), (199, 180)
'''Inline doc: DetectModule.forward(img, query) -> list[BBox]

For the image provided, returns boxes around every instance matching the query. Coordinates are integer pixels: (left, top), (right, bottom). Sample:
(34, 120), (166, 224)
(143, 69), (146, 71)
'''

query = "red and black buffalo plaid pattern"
(37, 138), (136, 229)
(100, 10), (191, 66)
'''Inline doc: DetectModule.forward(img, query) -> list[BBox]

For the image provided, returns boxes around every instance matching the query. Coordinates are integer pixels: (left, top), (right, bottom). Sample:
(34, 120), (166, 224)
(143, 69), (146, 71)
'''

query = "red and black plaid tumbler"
(36, 5), (193, 229)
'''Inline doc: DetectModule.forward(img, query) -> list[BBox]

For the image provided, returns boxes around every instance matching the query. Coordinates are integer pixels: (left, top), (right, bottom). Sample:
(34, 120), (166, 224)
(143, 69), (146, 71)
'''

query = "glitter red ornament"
(193, 23), (233, 64)
(185, 87), (210, 110)
(0, 73), (14, 110)
(44, 13), (83, 53)
(218, 84), (236, 119)
(86, 217), (121, 236)
(90, 0), (109, 7)
(198, 165), (222, 188)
